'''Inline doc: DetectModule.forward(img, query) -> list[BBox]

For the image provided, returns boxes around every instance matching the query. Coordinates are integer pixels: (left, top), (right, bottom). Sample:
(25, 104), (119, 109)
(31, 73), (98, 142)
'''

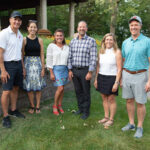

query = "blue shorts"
(2, 61), (23, 91)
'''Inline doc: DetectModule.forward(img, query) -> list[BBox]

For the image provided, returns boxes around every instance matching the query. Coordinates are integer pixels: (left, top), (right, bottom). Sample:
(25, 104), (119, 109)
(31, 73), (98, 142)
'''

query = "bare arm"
(49, 68), (55, 81)
(0, 47), (10, 83)
(39, 38), (45, 77)
(112, 49), (122, 92)
(145, 57), (150, 92)
(21, 38), (26, 78)
(94, 53), (99, 89)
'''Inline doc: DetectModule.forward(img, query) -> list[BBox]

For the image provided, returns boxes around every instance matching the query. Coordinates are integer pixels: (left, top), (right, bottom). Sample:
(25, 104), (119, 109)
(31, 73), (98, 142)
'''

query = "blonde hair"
(99, 33), (118, 54)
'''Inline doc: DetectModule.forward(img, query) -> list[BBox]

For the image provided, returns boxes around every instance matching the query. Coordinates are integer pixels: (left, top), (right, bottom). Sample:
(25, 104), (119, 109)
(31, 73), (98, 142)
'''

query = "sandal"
(103, 119), (114, 127)
(36, 108), (41, 114)
(58, 104), (64, 114)
(53, 105), (59, 116)
(98, 117), (109, 124)
(28, 107), (34, 114)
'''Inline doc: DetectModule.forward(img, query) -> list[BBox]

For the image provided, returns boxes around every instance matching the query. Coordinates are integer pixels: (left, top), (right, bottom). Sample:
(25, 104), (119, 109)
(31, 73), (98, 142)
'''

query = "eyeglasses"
(28, 20), (37, 23)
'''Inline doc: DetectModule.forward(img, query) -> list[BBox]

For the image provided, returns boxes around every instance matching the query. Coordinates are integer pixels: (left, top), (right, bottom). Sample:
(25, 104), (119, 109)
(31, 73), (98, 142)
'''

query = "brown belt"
(123, 68), (147, 74)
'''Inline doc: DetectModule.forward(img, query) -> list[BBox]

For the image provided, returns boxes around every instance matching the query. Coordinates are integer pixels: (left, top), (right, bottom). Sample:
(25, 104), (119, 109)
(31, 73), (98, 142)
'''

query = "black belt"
(4, 60), (21, 63)
(73, 66), (89, 70)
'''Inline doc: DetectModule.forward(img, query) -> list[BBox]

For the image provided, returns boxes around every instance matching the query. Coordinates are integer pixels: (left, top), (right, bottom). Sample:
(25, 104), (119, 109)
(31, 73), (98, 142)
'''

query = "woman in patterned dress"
(46, 29), (69, 116)
(22, 20), (46, 114)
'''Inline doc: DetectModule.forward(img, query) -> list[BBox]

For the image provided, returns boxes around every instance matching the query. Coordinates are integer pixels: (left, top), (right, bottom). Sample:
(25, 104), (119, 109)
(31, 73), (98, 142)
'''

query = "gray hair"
(78, 21), (88, 28)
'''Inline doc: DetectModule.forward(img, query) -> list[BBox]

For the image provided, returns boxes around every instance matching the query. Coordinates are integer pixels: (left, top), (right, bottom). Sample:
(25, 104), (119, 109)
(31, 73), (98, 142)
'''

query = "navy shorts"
(2, 61), (23, 91)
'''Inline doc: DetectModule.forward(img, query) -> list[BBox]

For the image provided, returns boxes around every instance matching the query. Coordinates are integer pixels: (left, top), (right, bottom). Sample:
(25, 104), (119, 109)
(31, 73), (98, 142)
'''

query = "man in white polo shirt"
(0, 11), (25, 128)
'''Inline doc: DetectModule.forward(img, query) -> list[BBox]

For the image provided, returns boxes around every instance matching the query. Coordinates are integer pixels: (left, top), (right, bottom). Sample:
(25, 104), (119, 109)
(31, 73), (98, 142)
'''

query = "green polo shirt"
(122, 33), (150, 71)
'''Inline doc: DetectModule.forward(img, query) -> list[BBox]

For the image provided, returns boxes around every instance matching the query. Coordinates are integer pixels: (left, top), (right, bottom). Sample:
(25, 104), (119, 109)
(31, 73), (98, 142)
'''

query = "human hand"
(50, 73), (55, 81)
(1, 70), (10, 83)
(145, 81), (150, 92)
(69, 71), (73, 81)
(94, 80), (97, 89)
(85, 72), (92, 80)
(112, 83), (118, 92)
(41, 69), (45, 77)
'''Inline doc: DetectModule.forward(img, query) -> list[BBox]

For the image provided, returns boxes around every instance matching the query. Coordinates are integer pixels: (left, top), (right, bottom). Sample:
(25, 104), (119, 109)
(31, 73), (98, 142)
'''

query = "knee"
(137, 103), (145, 108)
(57, 86), (64, 93)
(127, 99), (134, 104)
(2, 91), (10, 98)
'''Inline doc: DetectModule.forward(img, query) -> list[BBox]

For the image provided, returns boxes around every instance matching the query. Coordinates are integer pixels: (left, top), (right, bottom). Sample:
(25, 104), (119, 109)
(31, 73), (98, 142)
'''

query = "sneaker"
(80, 113), (89, 120)
(121, 123), (135, 131)
(74, 110), (83, 115)
(2, 116), (11, 128)
(9, 109), (25, 118)
(134, 127), (143, 138)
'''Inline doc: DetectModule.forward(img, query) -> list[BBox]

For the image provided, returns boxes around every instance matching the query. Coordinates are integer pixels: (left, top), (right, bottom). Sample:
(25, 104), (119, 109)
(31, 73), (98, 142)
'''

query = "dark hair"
(27, 20), (38, 28)
(53, 29), (66, 45)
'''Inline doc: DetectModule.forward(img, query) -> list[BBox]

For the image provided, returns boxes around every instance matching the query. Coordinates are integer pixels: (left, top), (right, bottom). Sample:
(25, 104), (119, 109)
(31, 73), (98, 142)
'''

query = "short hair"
(78, 21), (88, 28)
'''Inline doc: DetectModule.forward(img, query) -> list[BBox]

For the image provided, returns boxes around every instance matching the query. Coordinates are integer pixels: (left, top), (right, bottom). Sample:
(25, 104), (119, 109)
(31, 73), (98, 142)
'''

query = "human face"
(77, 22), (87, 37)
(9, 17), (22, 31)
(54, 32), (64, 44)
(105, 36), (114, 49)
(129, 21), (141, 38)
(27, 22), (37, 35)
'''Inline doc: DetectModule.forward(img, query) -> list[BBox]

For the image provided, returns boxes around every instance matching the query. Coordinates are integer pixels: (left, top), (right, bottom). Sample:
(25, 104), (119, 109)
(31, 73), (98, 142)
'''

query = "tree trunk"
(109, 0), (120, 34)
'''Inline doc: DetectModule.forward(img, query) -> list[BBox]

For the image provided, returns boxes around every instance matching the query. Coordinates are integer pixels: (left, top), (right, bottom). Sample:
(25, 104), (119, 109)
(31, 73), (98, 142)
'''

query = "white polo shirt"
(0, 26), (23, 61)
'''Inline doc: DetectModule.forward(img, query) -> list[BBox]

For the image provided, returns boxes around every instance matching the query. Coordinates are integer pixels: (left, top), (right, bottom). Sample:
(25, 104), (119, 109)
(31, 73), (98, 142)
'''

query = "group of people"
(0, 11), (150, 139)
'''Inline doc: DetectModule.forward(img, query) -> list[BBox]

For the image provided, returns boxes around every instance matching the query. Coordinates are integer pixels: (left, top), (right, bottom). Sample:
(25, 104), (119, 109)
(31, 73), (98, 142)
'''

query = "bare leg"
(108, 94), (116, 120)
(126, 99), (135, 125)
(35, 91), (41, 113)
(58, 88), (64, 105)
(101, 94), (109, 118)
(53, 86), (64, 115)
(54, 86), (64, 106)
(136, 103), (146, 128)
(1, 91), (10, 117)
(58, 87), (64, 113)
(27, 91), (34, 113)
(36, 91), (41, 108)
(10, 86), (19, 111)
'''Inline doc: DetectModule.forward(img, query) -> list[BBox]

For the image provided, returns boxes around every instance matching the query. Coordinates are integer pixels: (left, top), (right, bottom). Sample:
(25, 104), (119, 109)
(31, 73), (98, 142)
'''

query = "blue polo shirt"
(122, 33), (150, 71)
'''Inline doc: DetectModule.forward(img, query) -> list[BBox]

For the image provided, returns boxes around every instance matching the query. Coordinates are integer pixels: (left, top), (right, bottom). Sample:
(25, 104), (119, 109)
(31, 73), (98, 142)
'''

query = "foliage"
(1, 0), (150, 47)
(47, 5), (69, 36)
(0, 87), (150, 150)
(116, 0), (150, 46)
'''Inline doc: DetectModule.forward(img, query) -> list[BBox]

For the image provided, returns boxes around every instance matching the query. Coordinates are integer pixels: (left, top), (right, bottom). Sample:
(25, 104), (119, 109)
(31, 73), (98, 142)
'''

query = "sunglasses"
(28, 20), (37, 23)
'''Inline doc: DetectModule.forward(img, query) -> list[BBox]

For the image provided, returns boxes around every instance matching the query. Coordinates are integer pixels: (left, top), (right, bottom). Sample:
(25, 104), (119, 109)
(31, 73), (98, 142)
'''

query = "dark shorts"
(96, 73), (118, 96)
(2, 61), (23, 91)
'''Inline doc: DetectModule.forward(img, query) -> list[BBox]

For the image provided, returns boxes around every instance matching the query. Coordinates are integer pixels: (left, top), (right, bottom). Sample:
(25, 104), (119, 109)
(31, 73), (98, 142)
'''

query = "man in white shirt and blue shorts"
(0, 11), (25, 128)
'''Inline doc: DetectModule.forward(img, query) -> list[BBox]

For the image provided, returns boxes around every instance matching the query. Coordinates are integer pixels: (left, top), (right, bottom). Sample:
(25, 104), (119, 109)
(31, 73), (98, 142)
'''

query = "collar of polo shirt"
(8, 26), (19, 34)
(130, 33), (143, 41)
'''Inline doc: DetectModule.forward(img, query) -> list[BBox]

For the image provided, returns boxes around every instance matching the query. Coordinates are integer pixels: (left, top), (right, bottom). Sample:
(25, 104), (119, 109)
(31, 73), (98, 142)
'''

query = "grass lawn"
(0, 86), (150, 150)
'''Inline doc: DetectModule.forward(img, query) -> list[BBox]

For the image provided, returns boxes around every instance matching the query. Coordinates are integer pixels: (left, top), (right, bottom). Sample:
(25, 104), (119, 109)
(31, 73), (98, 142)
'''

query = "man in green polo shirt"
(121, 16), (150, 138)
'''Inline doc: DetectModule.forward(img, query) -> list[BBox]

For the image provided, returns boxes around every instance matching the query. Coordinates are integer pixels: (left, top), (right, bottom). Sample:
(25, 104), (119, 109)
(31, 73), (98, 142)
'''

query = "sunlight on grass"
(0, 87), (150, 150)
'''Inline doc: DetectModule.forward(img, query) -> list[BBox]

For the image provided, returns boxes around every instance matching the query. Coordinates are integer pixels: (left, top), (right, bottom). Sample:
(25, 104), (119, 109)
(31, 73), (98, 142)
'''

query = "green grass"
(0, 86), (150, 150)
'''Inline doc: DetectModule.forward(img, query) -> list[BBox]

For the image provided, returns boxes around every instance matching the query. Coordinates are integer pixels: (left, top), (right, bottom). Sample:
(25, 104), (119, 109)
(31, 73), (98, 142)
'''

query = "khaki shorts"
(122, 70), (148, 104)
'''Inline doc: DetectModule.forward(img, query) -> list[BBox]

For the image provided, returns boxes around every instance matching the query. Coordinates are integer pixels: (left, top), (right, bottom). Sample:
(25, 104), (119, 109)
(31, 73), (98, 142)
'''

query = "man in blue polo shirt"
(121, 16), (150, 138)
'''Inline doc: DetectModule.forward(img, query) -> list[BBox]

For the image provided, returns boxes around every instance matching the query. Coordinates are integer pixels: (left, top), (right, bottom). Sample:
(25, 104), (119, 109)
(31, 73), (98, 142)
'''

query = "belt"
(73, 66), (89, 70)
(123, 68), (147, 74)
(4, 60), (21, 64)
